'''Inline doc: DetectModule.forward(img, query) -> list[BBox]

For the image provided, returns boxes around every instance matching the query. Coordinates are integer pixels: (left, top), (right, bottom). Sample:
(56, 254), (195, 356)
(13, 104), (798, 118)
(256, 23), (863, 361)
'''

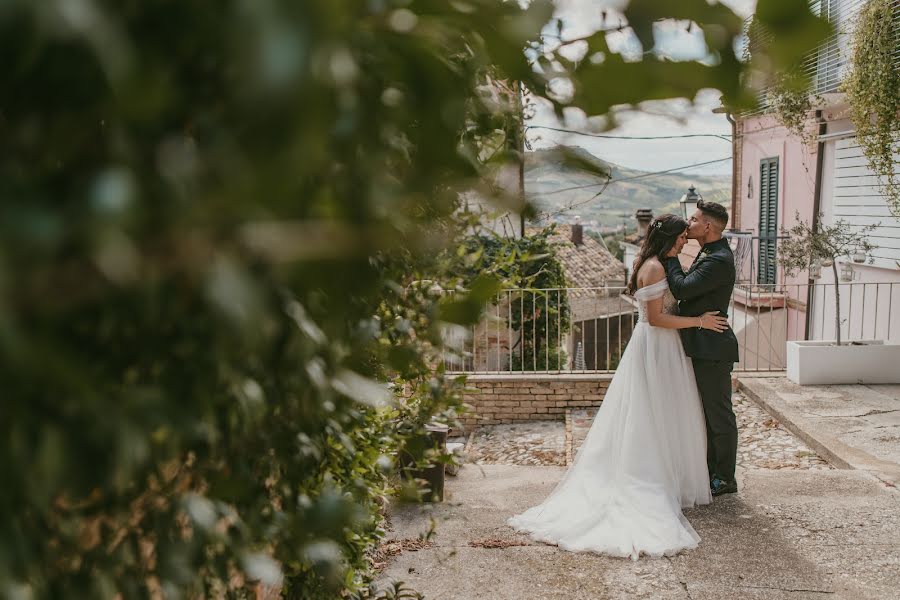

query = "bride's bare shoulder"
(639, 257), (664, 277)
(635, 257), (665, 289)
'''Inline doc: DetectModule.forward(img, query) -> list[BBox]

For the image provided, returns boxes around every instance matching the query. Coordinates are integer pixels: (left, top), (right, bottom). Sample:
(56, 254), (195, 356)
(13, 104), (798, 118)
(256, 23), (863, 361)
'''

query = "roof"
(528, 225), (626, 292)
(623, 231), (645, 245)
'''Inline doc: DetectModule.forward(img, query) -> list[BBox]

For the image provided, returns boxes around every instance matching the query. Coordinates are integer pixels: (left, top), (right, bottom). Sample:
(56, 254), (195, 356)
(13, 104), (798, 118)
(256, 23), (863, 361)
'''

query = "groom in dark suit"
(663, 200), (740, 496)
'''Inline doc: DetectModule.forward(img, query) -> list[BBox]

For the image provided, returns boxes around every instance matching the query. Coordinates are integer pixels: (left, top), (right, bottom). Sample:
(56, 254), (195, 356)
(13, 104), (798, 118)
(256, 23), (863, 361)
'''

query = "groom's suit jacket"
(663, 238), (740, 363)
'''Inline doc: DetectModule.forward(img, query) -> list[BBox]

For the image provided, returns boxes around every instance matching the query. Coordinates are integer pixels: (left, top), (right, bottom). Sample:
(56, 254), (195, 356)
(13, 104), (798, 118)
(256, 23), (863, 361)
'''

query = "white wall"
(800, 120), (900, 344)
(826, 134), (900, 271)
(623, 242), (638, 283)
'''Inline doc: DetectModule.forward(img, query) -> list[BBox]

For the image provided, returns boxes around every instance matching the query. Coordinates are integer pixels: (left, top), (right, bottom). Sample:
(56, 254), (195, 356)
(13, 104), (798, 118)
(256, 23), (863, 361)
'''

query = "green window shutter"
(758, 157), (779, 286)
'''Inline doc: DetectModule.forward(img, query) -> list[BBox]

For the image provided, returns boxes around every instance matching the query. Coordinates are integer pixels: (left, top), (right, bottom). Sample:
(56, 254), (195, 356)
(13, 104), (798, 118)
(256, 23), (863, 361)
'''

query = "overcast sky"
(528, 0), (757, 176)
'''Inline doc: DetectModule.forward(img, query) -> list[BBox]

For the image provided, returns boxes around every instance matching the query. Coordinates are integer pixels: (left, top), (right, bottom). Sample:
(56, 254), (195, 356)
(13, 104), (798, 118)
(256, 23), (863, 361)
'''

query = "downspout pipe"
(805, 110), (827, 340)
(726, 111), (739, 231)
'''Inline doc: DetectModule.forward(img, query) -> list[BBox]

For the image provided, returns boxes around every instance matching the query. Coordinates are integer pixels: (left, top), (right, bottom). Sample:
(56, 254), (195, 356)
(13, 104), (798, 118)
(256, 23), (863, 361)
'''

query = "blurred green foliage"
(0, 0), (829, 598)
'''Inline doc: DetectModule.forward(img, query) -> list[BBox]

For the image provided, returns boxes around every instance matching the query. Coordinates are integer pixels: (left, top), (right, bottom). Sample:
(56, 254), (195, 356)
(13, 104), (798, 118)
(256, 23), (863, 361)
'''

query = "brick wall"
(458, 374), (613, 430)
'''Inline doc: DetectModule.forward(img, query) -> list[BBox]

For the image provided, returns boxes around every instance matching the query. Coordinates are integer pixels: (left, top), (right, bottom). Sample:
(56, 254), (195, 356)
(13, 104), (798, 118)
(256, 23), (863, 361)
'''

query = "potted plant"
(778, 214), (900, 384)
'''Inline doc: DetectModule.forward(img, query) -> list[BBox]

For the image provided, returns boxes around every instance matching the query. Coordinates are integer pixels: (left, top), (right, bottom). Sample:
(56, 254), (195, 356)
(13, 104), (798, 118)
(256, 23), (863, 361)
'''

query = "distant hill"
(526, 146), (731, 231)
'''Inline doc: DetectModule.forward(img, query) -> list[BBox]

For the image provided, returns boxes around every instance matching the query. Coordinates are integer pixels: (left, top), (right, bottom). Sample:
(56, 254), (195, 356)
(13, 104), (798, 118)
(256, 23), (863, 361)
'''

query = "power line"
(526, 125), (732, 143)
(534, 156), (731, 222)
(534, 177), (614, 223)
(536, 156), (731, 197)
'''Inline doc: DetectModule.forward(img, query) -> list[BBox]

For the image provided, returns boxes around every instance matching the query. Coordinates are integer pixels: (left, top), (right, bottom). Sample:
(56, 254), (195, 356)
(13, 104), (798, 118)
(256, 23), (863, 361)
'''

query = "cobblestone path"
(465, 391), (832, 470)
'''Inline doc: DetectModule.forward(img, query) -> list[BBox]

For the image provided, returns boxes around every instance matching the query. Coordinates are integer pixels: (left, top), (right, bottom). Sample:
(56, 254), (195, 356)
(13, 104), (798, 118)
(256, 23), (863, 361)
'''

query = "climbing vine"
(842, 0), (900, 216)
(767, 72), (820, 145)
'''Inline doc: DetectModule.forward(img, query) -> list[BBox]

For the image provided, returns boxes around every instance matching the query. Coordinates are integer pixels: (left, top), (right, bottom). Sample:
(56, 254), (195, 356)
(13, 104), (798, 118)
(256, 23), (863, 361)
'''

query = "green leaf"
(332, 370), (394, 408)
(436, 274), (500, 325)
(753, 0), (833, 71)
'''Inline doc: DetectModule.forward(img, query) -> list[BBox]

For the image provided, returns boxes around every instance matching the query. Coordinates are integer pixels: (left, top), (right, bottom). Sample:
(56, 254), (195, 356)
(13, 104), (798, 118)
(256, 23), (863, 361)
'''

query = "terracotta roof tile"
(528, 225), (626, 292)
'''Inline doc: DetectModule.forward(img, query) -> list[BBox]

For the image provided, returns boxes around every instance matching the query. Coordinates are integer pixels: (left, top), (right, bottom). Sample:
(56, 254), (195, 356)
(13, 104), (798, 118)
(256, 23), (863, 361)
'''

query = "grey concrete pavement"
(738, 377), (900, 487)
(378, 465), (900, 599)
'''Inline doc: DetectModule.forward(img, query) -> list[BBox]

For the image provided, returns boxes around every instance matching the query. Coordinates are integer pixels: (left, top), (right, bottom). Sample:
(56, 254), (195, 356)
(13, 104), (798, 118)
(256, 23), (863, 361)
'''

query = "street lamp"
(679, 185), (702, 220)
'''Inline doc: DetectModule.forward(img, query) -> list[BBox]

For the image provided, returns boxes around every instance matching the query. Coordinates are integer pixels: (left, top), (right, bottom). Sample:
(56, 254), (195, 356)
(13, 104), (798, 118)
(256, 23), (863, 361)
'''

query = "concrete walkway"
(739, 377), (900, 487)
(379, 465), (900, 599)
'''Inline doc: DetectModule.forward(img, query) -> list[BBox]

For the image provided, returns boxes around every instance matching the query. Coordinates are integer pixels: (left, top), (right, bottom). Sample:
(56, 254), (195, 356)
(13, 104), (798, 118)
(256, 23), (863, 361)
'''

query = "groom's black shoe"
(711, 476), (738, 497)
(711, 477), (738, 496)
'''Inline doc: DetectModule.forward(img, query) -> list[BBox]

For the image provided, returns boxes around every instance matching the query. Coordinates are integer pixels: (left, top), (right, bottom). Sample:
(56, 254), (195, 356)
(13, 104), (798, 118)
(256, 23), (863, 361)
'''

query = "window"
(758, 157), (779, 286)
(810, 0), (869, 94)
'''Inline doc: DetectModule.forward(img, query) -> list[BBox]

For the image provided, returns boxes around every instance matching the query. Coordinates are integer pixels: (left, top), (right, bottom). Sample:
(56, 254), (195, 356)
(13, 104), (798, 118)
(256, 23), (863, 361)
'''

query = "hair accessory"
(652, 221), (663, 230)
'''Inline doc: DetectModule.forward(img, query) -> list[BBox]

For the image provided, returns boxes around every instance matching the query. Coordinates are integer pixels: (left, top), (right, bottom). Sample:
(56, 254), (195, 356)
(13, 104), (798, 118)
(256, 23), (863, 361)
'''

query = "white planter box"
(786, 340), (900, 385)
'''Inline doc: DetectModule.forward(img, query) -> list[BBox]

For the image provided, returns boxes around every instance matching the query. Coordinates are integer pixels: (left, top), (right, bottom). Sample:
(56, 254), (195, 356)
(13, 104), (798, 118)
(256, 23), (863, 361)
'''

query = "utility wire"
(533, 156), (731, 222)
(527, 125), (732, 143)
(535, 156), (731, 197)
(535, 179), (613, 223)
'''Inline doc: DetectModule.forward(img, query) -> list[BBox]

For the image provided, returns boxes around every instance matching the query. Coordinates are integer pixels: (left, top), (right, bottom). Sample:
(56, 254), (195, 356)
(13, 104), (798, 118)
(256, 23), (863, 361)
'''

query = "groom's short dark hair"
(698, 199), (728, 230)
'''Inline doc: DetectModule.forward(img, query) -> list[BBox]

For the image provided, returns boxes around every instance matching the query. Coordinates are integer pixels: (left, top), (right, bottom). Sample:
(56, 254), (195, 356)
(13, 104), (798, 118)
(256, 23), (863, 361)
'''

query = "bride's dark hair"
(626, 214), (688, 295)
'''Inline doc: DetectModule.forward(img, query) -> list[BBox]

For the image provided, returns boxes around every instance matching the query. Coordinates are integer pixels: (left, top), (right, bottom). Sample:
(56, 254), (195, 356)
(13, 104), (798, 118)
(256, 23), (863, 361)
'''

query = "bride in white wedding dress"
(508, 214), (731, 560)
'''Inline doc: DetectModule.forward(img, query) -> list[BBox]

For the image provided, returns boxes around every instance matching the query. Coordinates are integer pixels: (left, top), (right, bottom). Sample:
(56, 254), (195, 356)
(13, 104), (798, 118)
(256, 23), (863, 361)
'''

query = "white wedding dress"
(508, 278), (712, 559)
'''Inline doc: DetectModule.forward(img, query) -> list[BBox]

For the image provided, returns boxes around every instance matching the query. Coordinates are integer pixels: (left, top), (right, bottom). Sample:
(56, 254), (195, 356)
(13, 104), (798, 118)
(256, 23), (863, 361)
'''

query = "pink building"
(732, 0), (900, 353)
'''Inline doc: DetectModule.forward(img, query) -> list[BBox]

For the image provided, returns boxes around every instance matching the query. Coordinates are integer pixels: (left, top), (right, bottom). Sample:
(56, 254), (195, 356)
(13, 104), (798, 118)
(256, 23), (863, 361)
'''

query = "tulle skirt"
(508, 322), (711, 559)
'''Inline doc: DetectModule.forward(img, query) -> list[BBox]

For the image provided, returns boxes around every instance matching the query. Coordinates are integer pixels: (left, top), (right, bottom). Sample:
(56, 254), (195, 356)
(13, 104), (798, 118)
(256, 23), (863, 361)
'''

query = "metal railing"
(441, 287), (633, 374)
(443, 281), (900, 374)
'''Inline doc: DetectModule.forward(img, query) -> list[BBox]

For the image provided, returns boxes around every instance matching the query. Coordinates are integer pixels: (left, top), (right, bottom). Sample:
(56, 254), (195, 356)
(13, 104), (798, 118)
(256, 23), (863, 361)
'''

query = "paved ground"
(465, 421), (566, 466)
(466, 392), (831, 471)
(378, 465), (900, 599)
(379, 380), (900, 599)
(732, 391), (832, 471)
(739, 378), (900, 486)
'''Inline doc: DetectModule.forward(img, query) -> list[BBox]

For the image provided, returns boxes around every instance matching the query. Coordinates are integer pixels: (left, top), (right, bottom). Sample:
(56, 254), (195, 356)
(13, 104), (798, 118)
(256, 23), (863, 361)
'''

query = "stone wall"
(459, 374), (613, 430)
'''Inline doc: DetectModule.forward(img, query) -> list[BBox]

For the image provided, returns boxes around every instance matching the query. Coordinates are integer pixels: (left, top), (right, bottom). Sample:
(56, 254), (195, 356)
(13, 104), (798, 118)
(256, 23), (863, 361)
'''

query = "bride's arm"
(646, 297), (727, 331)
(641, 263), (729, 332)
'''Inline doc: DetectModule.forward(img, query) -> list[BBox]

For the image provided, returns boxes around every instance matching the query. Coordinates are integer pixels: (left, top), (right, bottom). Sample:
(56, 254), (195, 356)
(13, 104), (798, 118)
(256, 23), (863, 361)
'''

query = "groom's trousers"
(692, 358), (737, 482)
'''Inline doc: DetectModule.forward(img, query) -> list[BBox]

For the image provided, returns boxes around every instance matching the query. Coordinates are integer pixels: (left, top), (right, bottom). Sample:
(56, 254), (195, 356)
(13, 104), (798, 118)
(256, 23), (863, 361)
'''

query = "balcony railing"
(443, 281), (900, 374)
